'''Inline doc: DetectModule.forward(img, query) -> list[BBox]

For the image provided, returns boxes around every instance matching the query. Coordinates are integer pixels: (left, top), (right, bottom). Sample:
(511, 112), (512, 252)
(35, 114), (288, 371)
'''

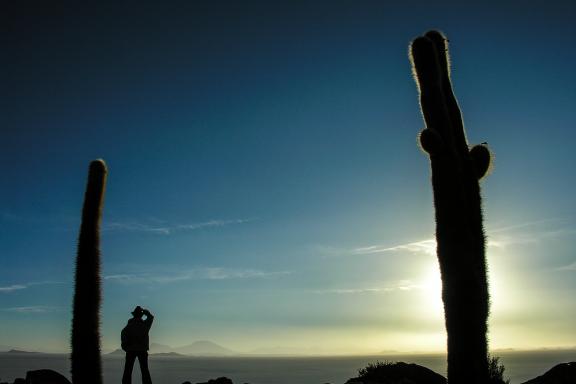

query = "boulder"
(345, 361), (446, 384)
(196, 378), (234, 384)
(25, 370), (71, 384)
(522, 362), (576, 384)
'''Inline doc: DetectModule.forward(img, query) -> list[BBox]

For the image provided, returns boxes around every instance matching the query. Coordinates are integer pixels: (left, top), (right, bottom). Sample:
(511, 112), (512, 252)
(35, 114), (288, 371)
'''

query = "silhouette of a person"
(121, 306), (154, 384)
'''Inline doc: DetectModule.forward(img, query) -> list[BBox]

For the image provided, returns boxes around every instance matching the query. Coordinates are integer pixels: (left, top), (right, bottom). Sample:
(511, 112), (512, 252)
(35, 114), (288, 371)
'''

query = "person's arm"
(143, 309), (154, 329)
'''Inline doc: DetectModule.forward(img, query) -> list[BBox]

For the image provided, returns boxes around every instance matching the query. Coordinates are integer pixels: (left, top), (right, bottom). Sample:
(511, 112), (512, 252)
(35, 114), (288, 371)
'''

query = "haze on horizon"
(1, 0), (575, 355)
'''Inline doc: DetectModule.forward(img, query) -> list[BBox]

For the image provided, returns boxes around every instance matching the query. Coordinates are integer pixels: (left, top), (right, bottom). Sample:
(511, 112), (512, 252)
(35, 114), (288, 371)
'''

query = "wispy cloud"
(103, 222), (171, 235)
(0, 281), (63, 294)
(175, 219), (252, 231)
(103, 218), (252, 235)
(315, 280), (421, 295)
(344, 219), (576, 258)
(2, 306), (60, 314)
(556, 261), (576, 271)
(353, 239), (437, 257)
(0, 285), (27, 293)
(105, 267), (290, 285)
(488, 218), (567, 234)
(484, 219), (576, 251)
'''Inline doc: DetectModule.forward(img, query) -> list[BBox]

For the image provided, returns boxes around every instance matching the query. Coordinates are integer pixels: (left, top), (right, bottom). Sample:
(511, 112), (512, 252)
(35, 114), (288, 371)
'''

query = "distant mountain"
(107, 349), (125, 356)
(6, 349), (39, 354)
(150, 342), (174, 354)
(151, 352), (186, 357)
(106, 348), (186, 357)
(173, 341), (236, 356)
(107, 341), (235, 356)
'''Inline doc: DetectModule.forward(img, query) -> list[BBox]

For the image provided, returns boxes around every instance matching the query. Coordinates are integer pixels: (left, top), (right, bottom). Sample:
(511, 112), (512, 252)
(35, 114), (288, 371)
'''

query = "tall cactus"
(409, 31), (492, 383)
(71, 159), (107, 384)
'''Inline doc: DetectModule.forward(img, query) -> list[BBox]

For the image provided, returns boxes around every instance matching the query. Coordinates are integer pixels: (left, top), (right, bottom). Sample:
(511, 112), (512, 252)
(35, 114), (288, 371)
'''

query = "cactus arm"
(425, 30), (469, 155)
(71, 159), (107, 384)
(470, 144), (491, 179)
(411, 36), (452, 155)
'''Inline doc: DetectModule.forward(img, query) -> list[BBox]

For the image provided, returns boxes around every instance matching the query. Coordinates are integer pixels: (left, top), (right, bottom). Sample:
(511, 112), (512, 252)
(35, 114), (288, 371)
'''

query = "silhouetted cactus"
(71, 159), (107, 384)
(409, 31), (492, 383)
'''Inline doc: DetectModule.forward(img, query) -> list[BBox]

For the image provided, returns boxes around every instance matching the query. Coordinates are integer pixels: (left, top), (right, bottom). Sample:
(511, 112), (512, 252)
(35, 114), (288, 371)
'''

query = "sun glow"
(420, 263), (444, 314)
(419, 259), (507, 315)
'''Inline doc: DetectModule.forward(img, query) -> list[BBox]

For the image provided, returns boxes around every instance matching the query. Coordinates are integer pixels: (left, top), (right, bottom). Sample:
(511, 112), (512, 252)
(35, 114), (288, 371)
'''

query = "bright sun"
(421, 263), (444, 313)
(419, 260), (504, 315)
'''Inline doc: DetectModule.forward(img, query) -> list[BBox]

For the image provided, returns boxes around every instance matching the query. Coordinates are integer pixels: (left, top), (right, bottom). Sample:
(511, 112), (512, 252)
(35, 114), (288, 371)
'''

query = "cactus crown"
(410, 30), (491, 179)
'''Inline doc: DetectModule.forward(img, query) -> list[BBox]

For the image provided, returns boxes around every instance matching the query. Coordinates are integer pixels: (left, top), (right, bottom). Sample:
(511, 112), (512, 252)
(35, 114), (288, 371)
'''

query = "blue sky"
(1, 0), (575, 354)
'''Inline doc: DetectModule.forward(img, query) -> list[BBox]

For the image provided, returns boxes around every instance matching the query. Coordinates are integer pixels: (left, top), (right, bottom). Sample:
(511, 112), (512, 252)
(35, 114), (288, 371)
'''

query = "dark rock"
(522, 362), (576, 384)
(25, 369), (71, 384)
(13, 379), (26, 384)
(196, 378), (233, 384)
(345, 361), (446, 384)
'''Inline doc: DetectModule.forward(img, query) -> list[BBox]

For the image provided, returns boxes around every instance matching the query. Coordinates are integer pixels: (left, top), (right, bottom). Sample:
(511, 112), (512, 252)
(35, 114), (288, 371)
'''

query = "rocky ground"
(2, 362), (575, 384)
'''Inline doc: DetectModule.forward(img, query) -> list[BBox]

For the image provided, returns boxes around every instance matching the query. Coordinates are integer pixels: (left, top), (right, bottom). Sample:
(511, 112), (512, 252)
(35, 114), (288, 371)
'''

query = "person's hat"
(131, 306), (144, 316)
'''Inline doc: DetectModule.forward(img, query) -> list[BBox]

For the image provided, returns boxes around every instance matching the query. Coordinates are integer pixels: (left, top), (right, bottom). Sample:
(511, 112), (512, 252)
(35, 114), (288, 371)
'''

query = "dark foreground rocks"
(26, 370), (71, 384)
(0, 369), (71, 384)
(344, 361), (446, 384)
(522, 362), (576, 384)
(195, 378), (233, 384)
(4, 361), (575, 384)
(182, 378), (235, 384)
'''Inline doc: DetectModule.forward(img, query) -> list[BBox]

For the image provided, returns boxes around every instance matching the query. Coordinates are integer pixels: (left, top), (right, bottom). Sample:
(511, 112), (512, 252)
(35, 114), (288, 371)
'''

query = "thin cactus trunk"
(71, 159), (107, 384)
(409, 31), (492, 383)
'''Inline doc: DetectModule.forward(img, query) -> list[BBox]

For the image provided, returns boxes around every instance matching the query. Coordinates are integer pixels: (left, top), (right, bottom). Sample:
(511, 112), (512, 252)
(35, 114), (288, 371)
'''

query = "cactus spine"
(409, 31), (492, 383)
(71, 159), (107, 384)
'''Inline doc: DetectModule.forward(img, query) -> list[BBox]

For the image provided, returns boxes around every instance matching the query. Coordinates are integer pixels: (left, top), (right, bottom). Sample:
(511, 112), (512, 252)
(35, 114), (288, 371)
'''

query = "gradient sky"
(1, 0), (575, 354)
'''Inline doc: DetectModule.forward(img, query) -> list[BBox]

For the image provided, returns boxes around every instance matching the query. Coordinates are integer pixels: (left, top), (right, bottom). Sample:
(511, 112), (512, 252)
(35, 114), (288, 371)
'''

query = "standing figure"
(121, 306), (154, 384)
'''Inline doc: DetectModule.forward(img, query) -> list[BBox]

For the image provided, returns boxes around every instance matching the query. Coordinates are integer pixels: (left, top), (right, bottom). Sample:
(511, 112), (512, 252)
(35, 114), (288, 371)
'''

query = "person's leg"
(137, 351), (153, 384)
(122, 352), (137, 384)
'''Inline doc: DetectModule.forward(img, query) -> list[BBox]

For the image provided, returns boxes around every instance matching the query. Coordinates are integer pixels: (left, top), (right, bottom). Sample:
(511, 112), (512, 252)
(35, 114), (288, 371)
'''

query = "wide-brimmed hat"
(131, 306), (144, 316)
